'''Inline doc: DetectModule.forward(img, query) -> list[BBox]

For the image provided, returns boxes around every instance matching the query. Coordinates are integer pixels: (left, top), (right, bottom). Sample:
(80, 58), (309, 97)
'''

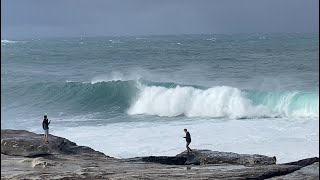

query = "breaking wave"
(5, 80), (318, 118)
(128, 84), (318, 118)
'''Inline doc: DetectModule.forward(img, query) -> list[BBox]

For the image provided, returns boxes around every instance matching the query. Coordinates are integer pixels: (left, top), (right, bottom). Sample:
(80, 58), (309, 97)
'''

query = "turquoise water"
(1, 33), (319, 162)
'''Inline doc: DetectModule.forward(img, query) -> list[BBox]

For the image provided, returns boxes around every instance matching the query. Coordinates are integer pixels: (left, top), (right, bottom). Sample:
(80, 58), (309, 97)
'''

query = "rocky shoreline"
(1, 129), (318, 179)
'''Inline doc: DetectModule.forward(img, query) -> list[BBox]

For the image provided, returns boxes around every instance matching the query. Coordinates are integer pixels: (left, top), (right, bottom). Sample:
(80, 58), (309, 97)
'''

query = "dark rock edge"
(1, 129), (318, 179)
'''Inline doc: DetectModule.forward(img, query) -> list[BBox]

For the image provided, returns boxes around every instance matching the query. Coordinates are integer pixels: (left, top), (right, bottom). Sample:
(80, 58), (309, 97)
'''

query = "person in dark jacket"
(42, 115), (51, 142)
(183, 128), (192, 154)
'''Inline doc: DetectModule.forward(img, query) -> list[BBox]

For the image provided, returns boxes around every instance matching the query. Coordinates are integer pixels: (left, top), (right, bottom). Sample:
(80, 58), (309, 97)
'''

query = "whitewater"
(128, 81), (318, 118)
(1, 33), (319, 163)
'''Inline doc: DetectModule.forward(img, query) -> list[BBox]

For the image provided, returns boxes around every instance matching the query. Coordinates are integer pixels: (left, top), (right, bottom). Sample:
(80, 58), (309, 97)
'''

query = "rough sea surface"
(1, 33), (319, 163)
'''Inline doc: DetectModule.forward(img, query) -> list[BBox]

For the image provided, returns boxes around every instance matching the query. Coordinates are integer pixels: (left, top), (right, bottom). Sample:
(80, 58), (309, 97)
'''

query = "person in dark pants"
(42, 115), (51, 143)
(183, 128), (192, 154)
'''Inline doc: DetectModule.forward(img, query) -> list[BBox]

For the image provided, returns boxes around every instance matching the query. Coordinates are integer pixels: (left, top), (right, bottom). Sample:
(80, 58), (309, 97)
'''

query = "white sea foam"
(51, 117), (319, 163)
(128, 84), (319, 118)
(1, 40), (17, 43)
(91, 72), (141, 84)
(206, 38), (217, 41)
(66, 80), (90, 84)
(109, 40), (123, 44)
(128, 85), (271, 119)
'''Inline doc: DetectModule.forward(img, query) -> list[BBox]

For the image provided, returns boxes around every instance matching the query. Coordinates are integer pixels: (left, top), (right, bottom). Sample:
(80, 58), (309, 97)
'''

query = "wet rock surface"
(1, 129), (319, 180)
(142, 149), (277, 166)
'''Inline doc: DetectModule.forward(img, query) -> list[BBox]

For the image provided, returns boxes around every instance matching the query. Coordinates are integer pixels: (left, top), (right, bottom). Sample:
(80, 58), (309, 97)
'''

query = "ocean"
(1, 33), (319, 163)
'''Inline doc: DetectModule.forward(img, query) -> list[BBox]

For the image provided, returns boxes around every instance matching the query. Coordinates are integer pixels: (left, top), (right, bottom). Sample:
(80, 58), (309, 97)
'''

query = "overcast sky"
(1, 0), (319, 39)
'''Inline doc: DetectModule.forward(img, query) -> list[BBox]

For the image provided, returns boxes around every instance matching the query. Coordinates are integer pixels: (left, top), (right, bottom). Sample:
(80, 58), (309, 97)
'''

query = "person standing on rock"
(183, 128), (192, 154)
(42, 115), (51, 143)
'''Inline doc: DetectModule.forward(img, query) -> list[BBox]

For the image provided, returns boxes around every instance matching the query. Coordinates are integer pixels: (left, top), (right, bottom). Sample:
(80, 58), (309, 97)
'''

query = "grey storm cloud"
(1, 0), (319, 39)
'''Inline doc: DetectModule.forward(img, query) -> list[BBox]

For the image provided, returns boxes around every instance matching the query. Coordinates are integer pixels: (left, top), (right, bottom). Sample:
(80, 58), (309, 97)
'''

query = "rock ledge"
(1, 129), (318, 180)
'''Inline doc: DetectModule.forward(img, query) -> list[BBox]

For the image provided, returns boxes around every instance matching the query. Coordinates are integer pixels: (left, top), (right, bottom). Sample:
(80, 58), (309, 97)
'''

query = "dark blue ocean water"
(1, 33), (319, 162)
